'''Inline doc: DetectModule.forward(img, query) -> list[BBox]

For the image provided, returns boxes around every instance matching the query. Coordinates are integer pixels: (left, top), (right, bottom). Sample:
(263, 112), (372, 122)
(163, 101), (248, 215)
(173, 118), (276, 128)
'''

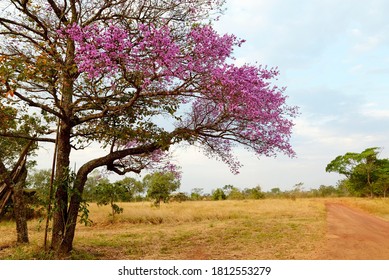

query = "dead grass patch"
(0, 198), (330, 259)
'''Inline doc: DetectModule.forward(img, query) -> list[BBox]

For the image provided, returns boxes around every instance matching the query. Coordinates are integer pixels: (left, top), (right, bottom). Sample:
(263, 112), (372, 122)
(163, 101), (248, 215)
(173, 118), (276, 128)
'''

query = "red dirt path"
(324, 203), (389, 259)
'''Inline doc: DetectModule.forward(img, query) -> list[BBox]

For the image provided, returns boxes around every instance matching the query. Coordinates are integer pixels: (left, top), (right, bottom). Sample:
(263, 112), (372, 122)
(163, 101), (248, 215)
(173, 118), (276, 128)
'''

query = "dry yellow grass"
(0, 198), (330, 260)
(3, 197), (388, 260)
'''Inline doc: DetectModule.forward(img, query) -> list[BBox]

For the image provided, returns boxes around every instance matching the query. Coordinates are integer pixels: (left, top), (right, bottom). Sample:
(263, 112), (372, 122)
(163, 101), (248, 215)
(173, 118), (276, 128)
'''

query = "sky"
(37, 0), (389, 194)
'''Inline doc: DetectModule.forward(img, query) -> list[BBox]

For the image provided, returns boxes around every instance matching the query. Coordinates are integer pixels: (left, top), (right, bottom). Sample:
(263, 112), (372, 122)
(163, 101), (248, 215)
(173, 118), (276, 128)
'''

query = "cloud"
(216, 0), (389, 70)
(361, 103), (389, 119)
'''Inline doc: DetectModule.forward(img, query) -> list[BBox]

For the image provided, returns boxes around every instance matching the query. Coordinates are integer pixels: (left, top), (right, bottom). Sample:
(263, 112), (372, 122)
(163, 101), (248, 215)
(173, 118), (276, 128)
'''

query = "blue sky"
(172, 0), (389, 193)
(37, 0), (389, 194)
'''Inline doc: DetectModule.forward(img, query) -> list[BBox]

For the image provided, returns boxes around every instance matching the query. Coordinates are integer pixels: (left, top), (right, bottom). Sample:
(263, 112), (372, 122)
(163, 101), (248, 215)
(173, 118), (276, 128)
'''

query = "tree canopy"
(0, 0), (297, 254)
(326, 147), (389, 197)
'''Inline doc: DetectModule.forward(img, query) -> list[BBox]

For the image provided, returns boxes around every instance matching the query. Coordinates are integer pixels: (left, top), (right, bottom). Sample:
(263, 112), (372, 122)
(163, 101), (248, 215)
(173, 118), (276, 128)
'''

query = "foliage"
(83, 170), (104, 202)
(94, 179), (125, 219)
(27, 169), (52, 207)
(243, 186), (265, 199)
(326, 147), (389, 197)
(317, 185), (338, 197)
(114, 177), (145, 202)
(144, 171), (180, 206)
(169, 192), (190, 202)
(190, 188), (204, 200)
(227, 187), (245, 200)
(212, 188), (226, 200)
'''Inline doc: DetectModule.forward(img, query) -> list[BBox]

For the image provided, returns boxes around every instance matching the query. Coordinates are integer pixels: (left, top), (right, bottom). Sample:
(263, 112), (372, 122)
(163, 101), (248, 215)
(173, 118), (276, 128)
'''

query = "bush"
(212, 188), (226, 200)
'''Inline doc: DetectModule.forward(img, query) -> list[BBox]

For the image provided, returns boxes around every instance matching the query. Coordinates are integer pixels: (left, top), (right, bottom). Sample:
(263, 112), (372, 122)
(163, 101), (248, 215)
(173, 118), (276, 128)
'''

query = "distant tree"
(270, 187), (281, 194)
(115, 177), (145, 202)
(212, 188), (226, 201)
(373, 159), (389, 197)
(169, 192), (189, 202)
(27, 169), (52, 206)
(223, 184), (234, 196)
(227, 187), (244, 200)
(288, 182), (304, 200)
(83, 170), (104, 202)
(244, 185), (265, 199)
(144, 172), (180, 207)
(190, 188), (204, 201)
(326, 147), (384, 197)
(317, 185), (338, 197)
(94, 179), (124, 220)
(336, 179), (353, 197)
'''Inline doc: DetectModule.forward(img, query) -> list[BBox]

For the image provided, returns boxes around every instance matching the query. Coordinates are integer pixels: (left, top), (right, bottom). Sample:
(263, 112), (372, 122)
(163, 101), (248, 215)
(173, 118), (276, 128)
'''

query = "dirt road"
(324, 203), (389, 259)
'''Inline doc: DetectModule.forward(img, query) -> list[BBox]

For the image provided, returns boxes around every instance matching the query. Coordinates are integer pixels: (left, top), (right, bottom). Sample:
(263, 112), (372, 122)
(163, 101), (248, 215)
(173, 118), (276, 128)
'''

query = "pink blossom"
(63, 20), (298, 173)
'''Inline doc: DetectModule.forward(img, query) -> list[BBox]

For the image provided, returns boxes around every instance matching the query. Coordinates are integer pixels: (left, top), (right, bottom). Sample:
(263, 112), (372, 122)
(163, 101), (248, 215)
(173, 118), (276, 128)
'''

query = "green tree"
(94, 179), (124, 220)
(317, 185), (338, 197)
(244, 185), (265, 199)
(336, 179), (353, 197)
(373, 159), (389, 197)
(270, 187), (281, 194)
(169, 192), (189, 202)
(190, 188), (204, 201)
(114, 177), (145, 202)
(212, 188), (226, 201)
(83, 170), (104, 202)
(223, 184), (234, 196)
(27, 169), (52, 206)
(144, 172), (180, 207)
(228, 187), (244, 200)
(326, 147), (383, 197)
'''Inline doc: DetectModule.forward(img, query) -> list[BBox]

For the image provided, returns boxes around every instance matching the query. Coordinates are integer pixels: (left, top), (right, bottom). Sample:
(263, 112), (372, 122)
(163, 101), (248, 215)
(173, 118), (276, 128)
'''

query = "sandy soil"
(324, 203), (389, 259)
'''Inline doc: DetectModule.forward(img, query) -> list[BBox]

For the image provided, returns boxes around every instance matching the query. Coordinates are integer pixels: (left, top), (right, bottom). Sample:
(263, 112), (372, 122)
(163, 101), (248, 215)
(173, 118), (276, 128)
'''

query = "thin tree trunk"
(12, 165), (29, 244)
(1, 141), (33, 244)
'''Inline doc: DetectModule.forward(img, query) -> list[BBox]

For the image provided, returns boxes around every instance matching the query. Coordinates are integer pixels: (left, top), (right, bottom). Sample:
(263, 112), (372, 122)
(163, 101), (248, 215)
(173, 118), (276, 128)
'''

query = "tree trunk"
(59, 166), (90, 253)
(12, 165), (29, 244)
(51, 139), (161, 255)
(51, 122), (72, 255)
(50, 32), (76, 255)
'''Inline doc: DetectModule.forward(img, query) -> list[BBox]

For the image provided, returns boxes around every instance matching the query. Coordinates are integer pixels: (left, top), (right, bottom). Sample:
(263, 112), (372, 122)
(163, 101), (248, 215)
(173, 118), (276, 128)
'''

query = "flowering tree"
(0, 0), (297, 255)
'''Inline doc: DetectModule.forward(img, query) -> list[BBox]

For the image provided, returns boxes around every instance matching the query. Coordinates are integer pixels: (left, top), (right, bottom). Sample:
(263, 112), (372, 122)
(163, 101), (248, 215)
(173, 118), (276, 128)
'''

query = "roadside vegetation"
(1, 146), (389, 259)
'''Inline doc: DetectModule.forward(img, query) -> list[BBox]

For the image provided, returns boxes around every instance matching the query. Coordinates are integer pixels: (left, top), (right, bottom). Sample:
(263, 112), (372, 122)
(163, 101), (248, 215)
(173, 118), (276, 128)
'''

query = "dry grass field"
(0, 198), (388, 260)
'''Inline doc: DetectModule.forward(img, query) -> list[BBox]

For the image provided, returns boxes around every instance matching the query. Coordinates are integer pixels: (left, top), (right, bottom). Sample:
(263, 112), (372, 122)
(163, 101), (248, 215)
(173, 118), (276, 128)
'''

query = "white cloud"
(362, 108), (389, 119)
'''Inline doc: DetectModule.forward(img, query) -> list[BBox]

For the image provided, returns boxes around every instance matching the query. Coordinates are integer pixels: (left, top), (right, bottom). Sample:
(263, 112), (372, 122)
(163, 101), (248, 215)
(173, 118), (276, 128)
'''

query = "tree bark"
(60, 167), (89, 252)
(50, 31), (76, 255)
(12, 165), (29, 244)
(50, 121), (72, 255)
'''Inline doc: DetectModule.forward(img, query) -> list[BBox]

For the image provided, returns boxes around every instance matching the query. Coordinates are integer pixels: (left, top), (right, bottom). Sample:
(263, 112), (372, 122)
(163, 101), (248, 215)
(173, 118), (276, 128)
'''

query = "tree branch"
(9, 87), (63, 119)
(0, 132), (56, 143)
(47, 0), (69, 24)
